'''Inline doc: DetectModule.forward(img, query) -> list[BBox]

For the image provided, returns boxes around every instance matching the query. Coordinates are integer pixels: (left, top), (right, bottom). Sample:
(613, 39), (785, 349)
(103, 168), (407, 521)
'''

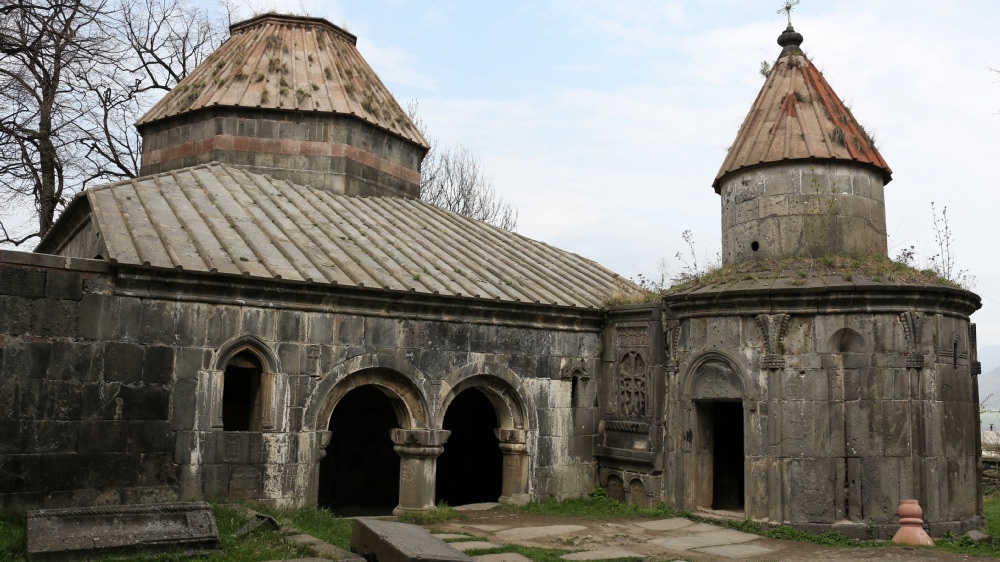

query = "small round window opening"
(751, 241), (760, 252)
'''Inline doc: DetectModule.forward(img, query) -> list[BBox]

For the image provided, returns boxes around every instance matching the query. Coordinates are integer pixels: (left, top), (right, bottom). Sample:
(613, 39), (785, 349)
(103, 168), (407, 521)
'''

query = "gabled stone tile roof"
(137, 14), (427, 148)
(63, 163), (621, 308)
(713, 27), (892, 192)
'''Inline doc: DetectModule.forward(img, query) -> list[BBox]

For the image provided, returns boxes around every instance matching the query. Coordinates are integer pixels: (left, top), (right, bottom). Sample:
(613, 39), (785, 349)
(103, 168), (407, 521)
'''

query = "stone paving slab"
(450, 540), (503, 552)
(437, 533), (477, 540)
(560, 548), (644, 560)
(473, 554), (532, 562)
(635, 518), (693, 531)
(455, 502), (502, 511)
(697, 543), (775, 558)
(681, 522), (726, 533)
(464, 524), (511, 532)
(493, 524), (589, 542)
(650, 529), (760, 551)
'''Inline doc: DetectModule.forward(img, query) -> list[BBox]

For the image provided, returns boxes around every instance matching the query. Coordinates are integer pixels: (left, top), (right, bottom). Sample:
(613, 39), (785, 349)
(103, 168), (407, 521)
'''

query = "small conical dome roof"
(137, 13), (427, 148)
(712, 26), (891, 192)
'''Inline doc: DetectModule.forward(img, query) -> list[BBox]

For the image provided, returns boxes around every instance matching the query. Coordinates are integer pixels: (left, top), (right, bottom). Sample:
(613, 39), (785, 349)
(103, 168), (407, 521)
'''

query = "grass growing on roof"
(667, 254), (957, 294)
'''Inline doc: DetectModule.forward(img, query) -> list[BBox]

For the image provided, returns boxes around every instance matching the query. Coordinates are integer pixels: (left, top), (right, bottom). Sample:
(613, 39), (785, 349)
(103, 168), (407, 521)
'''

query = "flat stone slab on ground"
(436, 533), (478, 540)
(25, 501), (219, 560)
(464, 524), (511, 532)
(635, 518), (694, 531)
(455, 502), (502, 511)
(650, 529), (760, 551)
(473, 554), (532, 562)
(560, 548), (644, 560)
(351, 518), (471, 561)
(450, 540), (503, 552)
(697, 543), (775, 558)
(493, 525), (589, 542)
(680, 522), (725, 533)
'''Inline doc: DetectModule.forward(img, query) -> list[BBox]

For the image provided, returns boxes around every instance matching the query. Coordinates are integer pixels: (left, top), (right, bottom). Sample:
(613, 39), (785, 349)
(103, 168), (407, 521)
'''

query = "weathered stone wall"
(595, 304), (666, 508)
(1, 251), (601, 510)
(662, 283), (983, 538)
(138, 109), (424, 198)
(0, 253), (178, 510)
(719, 161), (887, 264)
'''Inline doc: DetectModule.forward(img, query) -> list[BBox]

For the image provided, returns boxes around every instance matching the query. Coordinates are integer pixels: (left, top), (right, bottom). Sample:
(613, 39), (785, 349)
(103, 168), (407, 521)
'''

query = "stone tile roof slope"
(72, 162), (621, 308)
(713, 27), (891, 192)
(136, 14), (427, 148)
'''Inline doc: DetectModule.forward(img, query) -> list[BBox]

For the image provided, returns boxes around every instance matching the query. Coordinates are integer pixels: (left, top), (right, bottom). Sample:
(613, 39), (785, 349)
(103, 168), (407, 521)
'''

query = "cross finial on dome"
(778, 0), (800, 27)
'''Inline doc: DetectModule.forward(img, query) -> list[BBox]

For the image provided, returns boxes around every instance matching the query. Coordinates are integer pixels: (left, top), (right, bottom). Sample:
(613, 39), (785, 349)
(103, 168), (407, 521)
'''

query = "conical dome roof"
(137, 13), (427, 148)
(713, 26), (891, 192)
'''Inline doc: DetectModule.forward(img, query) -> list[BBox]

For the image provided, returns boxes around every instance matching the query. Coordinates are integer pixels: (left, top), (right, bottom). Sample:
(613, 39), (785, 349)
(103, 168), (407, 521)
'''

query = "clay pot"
(892, 499), (935, 546)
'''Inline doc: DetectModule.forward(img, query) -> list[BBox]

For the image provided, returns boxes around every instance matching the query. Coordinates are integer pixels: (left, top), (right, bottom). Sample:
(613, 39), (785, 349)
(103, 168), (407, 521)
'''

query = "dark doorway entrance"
(319, 385), (399, 515)
(710, 401), (744, 510)
(436, 389), (502, 506)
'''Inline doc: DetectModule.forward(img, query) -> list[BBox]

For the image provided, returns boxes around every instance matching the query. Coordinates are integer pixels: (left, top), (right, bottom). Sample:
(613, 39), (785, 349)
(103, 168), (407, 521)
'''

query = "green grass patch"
(462, 544), (602, 561)
(519, 486), (678, 519)
(396, 503), (465, 525)
(0, 512), (25, 562)
(667, 254), (958, 294)
(935, 494), (1000, 556)
(249, 503), (352, 550)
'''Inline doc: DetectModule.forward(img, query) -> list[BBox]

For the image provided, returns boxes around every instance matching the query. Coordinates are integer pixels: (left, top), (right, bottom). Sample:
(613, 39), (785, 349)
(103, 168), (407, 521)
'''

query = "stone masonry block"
(104, 342), (145, 383)
(44, 270), (82, 300)
(144, 346), (175, 384)
(0, 267), (45, 297)
(78, 421), (128, 454)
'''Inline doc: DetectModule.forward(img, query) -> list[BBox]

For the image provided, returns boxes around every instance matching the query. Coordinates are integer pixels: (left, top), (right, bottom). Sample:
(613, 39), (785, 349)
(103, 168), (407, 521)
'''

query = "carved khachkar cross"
(778, 0), (800, 26)
(619, 351), (647, 418)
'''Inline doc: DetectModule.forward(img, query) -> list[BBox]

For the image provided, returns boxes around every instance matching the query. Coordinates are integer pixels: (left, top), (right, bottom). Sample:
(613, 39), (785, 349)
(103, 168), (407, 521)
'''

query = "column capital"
(390, 428), (451, 447)
(495, 428), (527, 444)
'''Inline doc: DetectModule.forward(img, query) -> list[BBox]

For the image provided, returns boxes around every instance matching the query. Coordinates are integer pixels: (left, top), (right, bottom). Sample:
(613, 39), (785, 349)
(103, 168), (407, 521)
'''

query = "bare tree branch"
(406, 100), (518, 231)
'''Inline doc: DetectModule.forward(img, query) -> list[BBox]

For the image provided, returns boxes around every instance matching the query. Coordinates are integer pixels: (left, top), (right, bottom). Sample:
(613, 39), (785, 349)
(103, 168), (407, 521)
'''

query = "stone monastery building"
(0, 15), (985, 538)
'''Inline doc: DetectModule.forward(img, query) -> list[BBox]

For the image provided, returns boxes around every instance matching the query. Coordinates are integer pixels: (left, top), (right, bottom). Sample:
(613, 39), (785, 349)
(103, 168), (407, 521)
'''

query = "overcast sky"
(261, 1), (1000, 358)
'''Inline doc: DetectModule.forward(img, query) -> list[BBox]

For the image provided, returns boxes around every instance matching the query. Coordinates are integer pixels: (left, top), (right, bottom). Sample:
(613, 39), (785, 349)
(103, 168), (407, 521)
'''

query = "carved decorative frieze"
(605, 420), (651, 434)
(899, 311), (924, 369)
(618, 351), (647, 418)
(618, 326), (649, 348)
(756, 313), (790, 370)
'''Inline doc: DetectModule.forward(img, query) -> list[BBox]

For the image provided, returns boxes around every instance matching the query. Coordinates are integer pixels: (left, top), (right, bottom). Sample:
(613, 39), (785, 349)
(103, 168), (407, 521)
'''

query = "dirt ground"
(424, 508), (990, 561)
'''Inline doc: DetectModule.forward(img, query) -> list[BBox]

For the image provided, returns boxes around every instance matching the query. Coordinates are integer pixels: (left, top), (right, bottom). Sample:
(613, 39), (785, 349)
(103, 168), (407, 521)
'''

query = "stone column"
(390, 429), (450, 515)
(496, 428), (530, 505)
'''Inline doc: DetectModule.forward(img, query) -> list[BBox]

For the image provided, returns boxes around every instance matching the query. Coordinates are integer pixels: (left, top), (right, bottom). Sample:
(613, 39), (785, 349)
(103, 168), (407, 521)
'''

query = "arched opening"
(222, 351), (262, 431)
(436, 388), (502, 506)
(605, 474), (625, 502)
(318, 385), (399, 515)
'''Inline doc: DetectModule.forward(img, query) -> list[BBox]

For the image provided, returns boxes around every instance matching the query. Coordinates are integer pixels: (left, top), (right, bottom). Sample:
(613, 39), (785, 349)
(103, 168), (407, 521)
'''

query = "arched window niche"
(211, 335), (279, 432)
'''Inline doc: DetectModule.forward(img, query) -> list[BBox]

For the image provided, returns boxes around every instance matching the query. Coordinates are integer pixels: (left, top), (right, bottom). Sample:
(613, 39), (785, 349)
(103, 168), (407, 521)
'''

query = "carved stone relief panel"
(899, 311), (924, 369)
(756, 313), (790, 370)
(691, 361), (742, 400)
(618, 351), (647, 418)
(617, 326), (649, 348)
